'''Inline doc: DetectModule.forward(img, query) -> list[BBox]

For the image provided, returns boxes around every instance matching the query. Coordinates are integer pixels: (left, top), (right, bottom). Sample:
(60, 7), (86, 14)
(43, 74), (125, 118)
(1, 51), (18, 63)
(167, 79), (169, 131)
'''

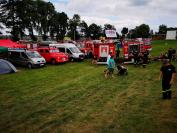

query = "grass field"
(0, 40), (177, 133)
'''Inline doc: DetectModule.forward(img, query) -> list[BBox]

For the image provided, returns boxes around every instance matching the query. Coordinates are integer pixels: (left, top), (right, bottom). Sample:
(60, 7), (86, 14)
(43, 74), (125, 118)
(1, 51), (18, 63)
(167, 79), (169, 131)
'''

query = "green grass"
(0, 40), (177, 133)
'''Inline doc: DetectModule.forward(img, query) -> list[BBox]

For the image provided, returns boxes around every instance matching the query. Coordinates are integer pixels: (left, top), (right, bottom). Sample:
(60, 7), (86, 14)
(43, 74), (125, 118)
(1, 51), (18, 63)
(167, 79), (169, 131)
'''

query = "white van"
(49, 43), (85, 61)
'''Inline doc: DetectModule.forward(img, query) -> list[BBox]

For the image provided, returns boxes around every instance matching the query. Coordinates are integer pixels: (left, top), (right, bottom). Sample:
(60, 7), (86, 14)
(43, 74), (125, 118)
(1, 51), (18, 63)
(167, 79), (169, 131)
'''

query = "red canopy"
(0, 39), (26, 48)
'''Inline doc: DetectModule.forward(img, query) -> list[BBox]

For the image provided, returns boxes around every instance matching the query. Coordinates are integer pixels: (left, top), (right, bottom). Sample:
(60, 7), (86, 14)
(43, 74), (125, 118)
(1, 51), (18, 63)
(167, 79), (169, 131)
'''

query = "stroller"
(117, 64), (128, 75)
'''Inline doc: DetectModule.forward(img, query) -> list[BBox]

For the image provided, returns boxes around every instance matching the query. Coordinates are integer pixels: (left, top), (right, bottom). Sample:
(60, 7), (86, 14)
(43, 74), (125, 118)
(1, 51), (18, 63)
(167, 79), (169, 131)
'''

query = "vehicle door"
(38, 49), (45, 58)
(44, 49), (50, 62)
(58, 47), (66, 54)
(99, 45), (109, 58)
(21, 52), (30, 66)
(8, 51), (21, 65)
(66, 48), (73, 58)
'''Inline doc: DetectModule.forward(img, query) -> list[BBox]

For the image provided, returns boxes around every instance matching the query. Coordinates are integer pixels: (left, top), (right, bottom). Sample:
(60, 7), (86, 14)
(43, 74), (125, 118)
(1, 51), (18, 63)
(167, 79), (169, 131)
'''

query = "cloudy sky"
(46, 0), (177, 33)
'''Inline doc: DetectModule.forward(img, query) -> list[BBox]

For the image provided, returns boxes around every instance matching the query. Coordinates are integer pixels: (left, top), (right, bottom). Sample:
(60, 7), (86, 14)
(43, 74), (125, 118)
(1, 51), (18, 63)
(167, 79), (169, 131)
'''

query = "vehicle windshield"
(50, 49), (59, 53)
(41, 41), (58, 45)
(69, 47), (81, 53)
(26, 51), (42, 58)
(76, 43), (84, 48)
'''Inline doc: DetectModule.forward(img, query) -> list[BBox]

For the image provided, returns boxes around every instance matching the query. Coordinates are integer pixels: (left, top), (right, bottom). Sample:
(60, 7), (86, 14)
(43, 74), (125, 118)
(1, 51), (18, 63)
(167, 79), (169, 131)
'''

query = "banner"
(105, 30), (117, 38)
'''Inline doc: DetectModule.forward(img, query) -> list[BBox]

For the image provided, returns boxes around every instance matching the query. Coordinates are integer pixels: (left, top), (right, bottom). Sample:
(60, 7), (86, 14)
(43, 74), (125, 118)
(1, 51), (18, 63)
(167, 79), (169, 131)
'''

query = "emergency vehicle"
(92, 40), (116, 64)
(122, 39), (151, 63)
(142, 38), (152, 51)
(76, 40), (94, 58)
(123, 40), (144, 60)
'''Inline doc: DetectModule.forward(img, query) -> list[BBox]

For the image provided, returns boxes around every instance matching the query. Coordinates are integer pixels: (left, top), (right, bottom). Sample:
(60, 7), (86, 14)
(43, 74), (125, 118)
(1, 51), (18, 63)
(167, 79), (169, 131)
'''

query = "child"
(105, 55), (115, 78)
(117, 64), (128, 75)
(92, 55), (97, 64)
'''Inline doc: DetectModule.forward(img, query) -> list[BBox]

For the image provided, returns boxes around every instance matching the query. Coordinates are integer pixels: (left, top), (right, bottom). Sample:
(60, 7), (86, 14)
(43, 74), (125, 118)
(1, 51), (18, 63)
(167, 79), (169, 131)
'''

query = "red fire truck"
(123, 40), (144, 61)
(92, 40), (116, 64)
(76, 40), (94, 58)
(122, 39), (152, 63)
(142, 38), (152, 51)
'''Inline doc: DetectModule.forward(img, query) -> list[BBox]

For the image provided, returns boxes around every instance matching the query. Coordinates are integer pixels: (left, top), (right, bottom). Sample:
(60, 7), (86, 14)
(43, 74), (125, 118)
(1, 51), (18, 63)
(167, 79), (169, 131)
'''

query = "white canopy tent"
(166, 30), (177, 40)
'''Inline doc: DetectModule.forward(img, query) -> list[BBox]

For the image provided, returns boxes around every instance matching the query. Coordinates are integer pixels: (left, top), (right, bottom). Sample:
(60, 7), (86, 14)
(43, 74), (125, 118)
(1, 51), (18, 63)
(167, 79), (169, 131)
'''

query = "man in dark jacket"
(159, 59), (176, 99)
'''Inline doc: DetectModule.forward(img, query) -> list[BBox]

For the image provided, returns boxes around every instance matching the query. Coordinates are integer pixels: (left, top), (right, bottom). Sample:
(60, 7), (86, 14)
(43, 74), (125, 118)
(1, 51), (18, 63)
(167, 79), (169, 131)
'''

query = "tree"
(158, 24), (167, 34)
(127, 29), (137, 39)
(121, 27), (128, 35)
(0, 1), (4, 31)
(104, 24), (115, 30)
(67, 14), (81, 40)
(35, 0), (55, 40)
(20, 0), (38, 41)
(79, 21), (89, 38)
(88, 23), (102, 39)
(136, 24), (150, 38)
(50, 11), (68, 40)
(0, 0), (26, 41)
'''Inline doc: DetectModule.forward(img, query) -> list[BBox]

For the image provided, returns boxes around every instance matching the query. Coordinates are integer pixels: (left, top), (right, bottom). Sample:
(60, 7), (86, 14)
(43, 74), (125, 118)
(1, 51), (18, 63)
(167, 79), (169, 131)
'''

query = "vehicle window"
(10, 52), (20, 58)
(26, 51), (42, 58)
(39, 49), (43, 53)
(69, 47), (80, 53)
(59, 48), (65, 52)
(21, 52), (28, 59)
(129, 45), (139, 53)
(50, 49), (59, 53)
(67, 49), (72, 54)
(45, 49), (49, 53)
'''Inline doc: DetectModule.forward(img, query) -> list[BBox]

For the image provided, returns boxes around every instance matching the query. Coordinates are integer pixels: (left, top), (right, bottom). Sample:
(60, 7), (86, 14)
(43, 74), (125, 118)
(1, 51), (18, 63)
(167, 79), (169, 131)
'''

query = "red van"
(37, 47), (69, 64)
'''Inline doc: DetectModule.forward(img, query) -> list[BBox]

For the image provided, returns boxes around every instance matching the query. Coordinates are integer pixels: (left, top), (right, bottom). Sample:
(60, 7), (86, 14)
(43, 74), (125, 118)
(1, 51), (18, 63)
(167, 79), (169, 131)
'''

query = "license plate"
(40, 64), (44, 66)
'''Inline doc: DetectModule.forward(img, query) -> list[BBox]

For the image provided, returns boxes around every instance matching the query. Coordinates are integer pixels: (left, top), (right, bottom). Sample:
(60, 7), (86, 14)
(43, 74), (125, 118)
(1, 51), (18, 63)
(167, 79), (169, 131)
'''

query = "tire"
(51, 59), (57, 65)
(27, 63), (32, 69)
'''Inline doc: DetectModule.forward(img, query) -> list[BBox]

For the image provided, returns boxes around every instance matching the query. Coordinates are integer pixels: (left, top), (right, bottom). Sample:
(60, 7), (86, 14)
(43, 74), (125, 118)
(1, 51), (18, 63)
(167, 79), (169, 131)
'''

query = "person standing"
(142, 50), (149, 68)
(106, 52), (112, 65)
(105, 55), (115, 78)
(159, 59), (176, 99)
(167, 48), (173, 61)
(133, 51), (139, 66)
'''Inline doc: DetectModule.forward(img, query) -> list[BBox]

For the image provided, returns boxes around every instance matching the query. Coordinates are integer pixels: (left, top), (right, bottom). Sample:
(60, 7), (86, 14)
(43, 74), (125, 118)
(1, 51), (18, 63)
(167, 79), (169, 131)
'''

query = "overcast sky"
(46, 0), (177, 33)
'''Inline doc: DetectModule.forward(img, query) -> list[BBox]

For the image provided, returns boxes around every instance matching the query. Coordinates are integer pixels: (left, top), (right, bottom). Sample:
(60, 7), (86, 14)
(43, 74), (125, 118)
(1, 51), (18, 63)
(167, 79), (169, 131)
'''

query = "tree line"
(0, 0), (115, 41)
(0, 0), (174, 41)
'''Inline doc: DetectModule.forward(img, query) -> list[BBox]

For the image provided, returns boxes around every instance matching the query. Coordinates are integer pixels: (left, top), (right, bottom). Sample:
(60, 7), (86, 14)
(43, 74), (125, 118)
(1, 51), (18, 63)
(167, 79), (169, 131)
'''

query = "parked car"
(49, 43), (85, 61)
(8, 49), (46, 68)
(37, 47), (69, 64)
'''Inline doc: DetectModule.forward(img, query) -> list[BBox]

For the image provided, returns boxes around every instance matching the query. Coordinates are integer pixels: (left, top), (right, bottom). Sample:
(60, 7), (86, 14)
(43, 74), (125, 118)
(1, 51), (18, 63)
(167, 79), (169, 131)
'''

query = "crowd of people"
(154, 48), (176, 61)
(103, 49), (176, 100)
(130, 50), (150, 67)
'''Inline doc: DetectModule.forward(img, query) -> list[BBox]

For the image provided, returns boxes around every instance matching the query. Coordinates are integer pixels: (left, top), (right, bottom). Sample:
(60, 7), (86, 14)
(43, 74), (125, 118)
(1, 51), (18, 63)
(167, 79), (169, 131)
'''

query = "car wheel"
(52, 59), (57, 65)
(27, 63), (32, 69)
